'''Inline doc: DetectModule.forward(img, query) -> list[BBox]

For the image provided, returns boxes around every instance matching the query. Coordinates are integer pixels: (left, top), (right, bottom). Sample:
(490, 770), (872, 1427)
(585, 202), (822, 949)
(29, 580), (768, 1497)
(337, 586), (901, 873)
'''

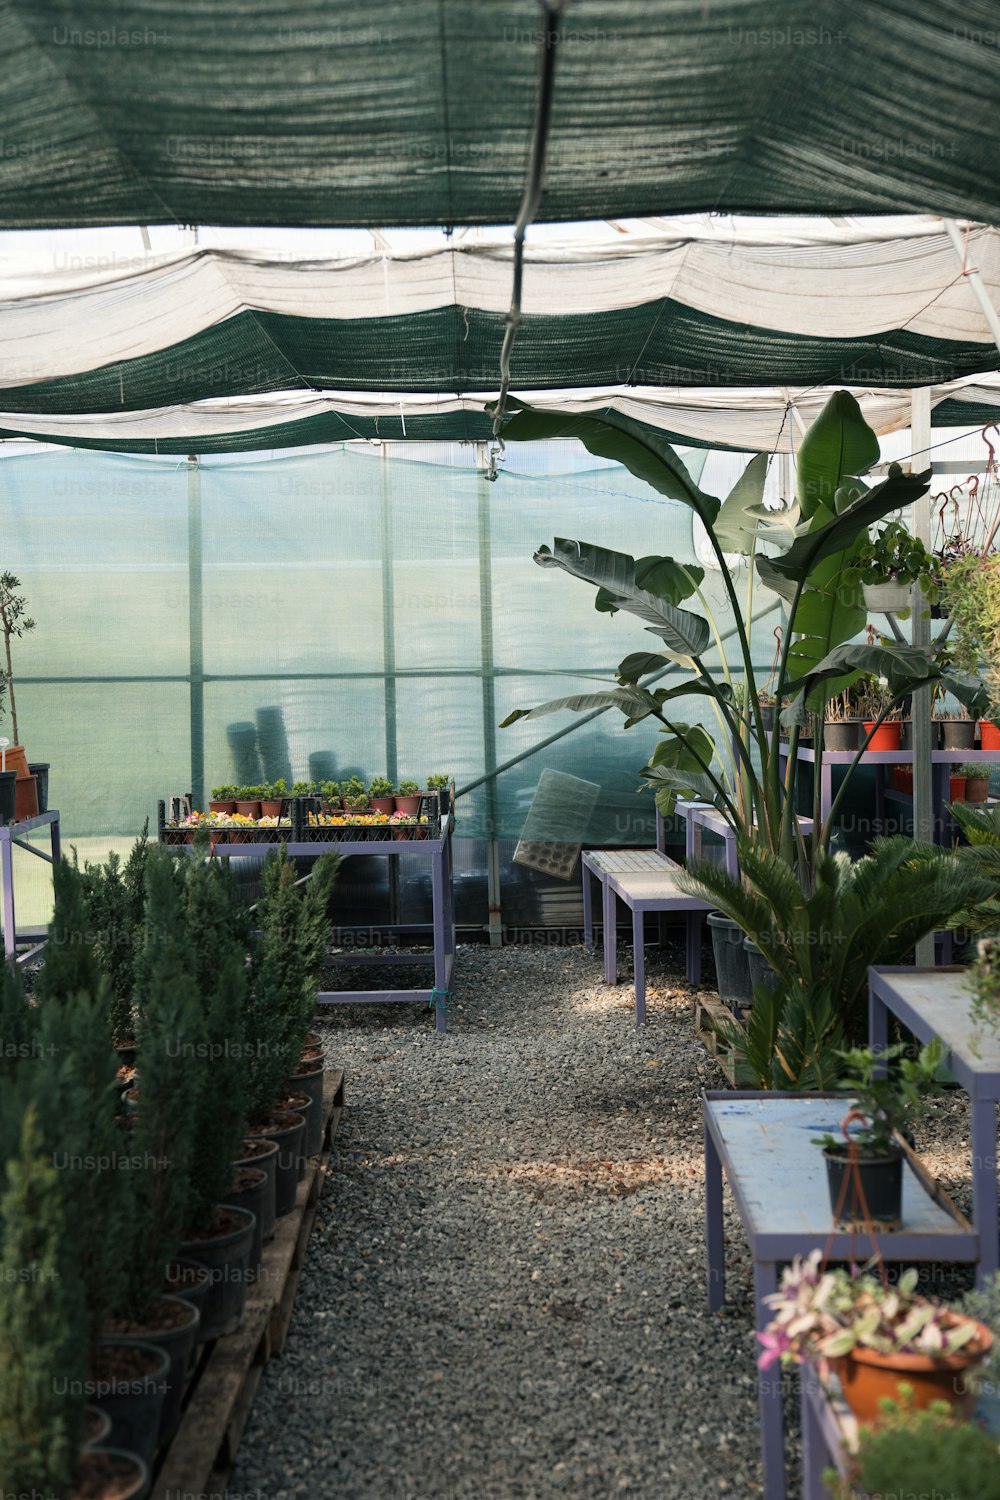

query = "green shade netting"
(0, 1), (999, 227)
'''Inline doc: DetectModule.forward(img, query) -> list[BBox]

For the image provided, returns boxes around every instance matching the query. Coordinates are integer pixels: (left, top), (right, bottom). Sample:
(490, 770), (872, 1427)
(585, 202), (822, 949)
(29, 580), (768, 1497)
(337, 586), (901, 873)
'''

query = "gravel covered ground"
(231, 939), (982, 1500)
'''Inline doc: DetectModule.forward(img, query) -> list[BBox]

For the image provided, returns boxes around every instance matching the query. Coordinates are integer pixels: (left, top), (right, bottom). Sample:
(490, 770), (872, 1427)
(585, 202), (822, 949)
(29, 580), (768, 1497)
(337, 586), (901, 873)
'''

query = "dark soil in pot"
(247, 1110), (305, 1216)
(234, 1136), (277, 1243)
(69, 1447), (149, 1500)
(222, 1166), (267, 1276)
(103, 1294), (199, 1449)
(91, 1340), (169, 1474)
(824, 1142), (903, 1231)
(284, 1059), (324, 1155)
(706, 912), (753, 1010)
(178, 1206), (256, 1340)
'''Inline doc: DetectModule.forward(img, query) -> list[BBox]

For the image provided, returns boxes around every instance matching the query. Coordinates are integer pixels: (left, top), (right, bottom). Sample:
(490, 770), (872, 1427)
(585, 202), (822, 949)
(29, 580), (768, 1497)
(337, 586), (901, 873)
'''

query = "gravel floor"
(230, 939), (983, 1500)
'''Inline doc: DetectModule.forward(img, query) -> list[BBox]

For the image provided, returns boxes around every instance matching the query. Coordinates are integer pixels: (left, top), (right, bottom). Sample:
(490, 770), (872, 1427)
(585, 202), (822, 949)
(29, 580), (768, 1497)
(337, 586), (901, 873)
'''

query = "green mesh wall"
(1, 440), (779, 867)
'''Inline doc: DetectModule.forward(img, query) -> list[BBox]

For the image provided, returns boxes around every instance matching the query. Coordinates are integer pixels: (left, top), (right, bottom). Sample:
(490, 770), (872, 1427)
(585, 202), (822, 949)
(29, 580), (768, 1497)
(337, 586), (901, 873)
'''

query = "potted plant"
(260, 778), (287, 817)
(394, 779), (422, 816)
(814, 1038), (943, 1231)
(209, 783), (237, 814)
(234, 783), (263, 819)
(340, 775), (366, 809)
(758, 1251), (992, 1424)
(318, 779), (340, 812)
(959, 762), (996, 803)
(426, 772), (452, 814)
(854, 519), (937, 614)
(857, 675), (902, 752)
(825, 1393), (1000, 1500)
(934, 693), (977, 752)
(291, 779), (316, 802)
(823, 684), (861, 752)
(0, 572), (38, 820)
(368, 776), (395, 815)
(77, 829), (150, 1056)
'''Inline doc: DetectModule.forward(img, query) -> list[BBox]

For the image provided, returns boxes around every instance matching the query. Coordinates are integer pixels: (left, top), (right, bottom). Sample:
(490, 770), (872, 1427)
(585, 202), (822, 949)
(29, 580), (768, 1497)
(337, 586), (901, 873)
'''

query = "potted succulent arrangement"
(368, 776), (395, 815)
(758, 1250), (992, 1424)
(853, 519), (938, 615)
(0, 571), (38, 822)
(814, 1038), (943, 1231)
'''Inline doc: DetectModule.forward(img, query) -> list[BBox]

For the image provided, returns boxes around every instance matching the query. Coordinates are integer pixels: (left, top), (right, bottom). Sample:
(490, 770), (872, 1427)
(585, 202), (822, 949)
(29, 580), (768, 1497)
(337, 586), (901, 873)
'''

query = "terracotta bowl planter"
(833, 1316), (993, 1424)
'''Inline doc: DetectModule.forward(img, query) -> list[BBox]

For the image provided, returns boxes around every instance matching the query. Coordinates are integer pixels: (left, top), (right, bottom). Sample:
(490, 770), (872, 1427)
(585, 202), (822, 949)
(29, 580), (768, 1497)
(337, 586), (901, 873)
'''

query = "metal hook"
(982, 423), (999, 472)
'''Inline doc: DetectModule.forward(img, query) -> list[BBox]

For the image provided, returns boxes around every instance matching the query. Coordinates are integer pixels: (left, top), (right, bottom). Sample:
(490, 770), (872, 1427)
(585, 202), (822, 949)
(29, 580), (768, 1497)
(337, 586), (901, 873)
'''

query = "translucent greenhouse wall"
(2, 437), (784, 930)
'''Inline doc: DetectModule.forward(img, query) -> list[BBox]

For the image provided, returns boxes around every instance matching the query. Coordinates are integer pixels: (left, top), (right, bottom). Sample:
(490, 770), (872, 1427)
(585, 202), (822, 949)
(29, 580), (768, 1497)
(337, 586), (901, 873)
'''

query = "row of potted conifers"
(0, 832), (340, 1500)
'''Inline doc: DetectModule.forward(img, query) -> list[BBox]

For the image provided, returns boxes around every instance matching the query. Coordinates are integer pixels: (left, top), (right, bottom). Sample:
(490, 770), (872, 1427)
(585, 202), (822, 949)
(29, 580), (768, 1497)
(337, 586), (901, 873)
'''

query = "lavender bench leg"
(754, 1260), (786, 1500)
(971, 1098), (999, 1286)
(800, 1379), (829, 1500)
(632, 905), (646, 1026)
(704, 1121), (725, 1313)
(603, 881), (617, 985)
(431, 847), (448, 1034)
(582, 862), (594, 952)
(685, 910), (701, 984)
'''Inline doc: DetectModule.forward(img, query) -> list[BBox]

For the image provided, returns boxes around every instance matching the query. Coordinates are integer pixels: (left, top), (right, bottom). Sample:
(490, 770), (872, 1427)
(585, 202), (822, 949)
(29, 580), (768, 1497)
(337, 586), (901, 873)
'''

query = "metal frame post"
(187, 455), (205, 811)
(909, 391), (935, 965)
(478, 475), (503, 945)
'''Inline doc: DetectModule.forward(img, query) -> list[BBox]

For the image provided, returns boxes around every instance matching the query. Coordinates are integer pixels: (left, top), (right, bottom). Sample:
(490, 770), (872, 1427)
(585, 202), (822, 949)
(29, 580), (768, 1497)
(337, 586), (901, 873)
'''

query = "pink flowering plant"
(758, 1251), (983, 1371)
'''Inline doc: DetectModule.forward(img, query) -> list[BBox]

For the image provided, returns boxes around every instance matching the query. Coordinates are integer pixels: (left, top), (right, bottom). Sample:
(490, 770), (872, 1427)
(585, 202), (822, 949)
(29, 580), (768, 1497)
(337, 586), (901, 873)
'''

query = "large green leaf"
(756, 465), (931, 597)
(617, 650), (671, 683)
(503, 404), (721, 528)
(535, 539), (711, 655)
(785, 550), (868, 682)
(500, 687), (661, 728)
(796, 390), (880, 521)
(641, 724), (719, 814)
(596, 556), (704, 615)
(782, 643), (941, 717)
(714, 453), (769, 554)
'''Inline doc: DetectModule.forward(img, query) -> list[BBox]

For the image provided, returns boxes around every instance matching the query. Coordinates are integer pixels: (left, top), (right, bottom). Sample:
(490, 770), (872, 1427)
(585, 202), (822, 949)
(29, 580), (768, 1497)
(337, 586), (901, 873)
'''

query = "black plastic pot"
(82, 1403), (112, 1450)
(28, 762), (49, 813)
(824, 1143), (904, 1230)
(743, 937), (780, 999)
(0, 770), (15, 825)
(234, 1136), (277, 1243)
(824, 720), (858, 752)
(104, 1294), (199, 1449)
(223, 1167), (267, 1278)
(285, 1061), (325, 1156)
(281, 1092), (314, 1180)
(759, 704), (775, 732)
(707, 912), (753, 1011)
(163, 1258), (211, 1375)
(899, 719), (912, 751)
(178, 1205), (256, 1340)
(258, 1110), (306, 1216)
(72, 1446), (149, 1500)
(93, 1339), (170, 1473)
(940, 719), (976, 751)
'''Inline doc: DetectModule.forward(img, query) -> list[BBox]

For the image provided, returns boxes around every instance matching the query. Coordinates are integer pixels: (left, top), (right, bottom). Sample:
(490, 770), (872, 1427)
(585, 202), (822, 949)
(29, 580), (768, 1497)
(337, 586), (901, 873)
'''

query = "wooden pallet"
(693, 995), (756, 1087)
(151, 1069), (345, 1500)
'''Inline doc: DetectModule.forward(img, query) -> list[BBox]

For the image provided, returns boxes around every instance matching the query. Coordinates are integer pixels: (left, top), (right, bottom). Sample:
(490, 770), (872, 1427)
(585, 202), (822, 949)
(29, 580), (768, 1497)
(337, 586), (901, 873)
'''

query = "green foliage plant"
(825, 1392), (1000, 1500)
(368, 777), (394, 798)
(396, 780), (420, 796)
(0, 572), (35, 744)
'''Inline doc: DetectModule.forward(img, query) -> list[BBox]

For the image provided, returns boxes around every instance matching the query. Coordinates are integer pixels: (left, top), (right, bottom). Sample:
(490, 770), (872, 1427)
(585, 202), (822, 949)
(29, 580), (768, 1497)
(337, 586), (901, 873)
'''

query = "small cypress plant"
(181, 843), (249, 1233)
(77, 825), (150, 1045)
(0, 1103), (88, 1497)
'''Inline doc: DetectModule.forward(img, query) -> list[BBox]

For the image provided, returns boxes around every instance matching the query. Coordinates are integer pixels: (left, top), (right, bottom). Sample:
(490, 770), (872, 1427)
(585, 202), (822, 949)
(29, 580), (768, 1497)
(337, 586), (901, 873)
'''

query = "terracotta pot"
(209, 799), (236, 814)
(981, 720), (1000, 751)
(394, 793), (422, 815)
(235, 799), (261, 820)
(833, 1316), (992, 1424)
(14, 773), (38, 821)
(369, 796), (395, 815)
(949, 775), (967, 802)
(863, 720), (901, 752)
(261, 798), (283, 816)
(1, 744), (30, 779)
(965, 775), (990, 803)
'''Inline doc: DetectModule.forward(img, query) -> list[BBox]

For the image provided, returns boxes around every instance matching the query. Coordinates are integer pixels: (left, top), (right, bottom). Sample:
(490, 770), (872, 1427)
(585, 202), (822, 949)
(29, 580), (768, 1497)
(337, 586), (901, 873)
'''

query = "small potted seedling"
(394, 779), (421, 816)
(815, 1038), (943, 1231)
(368, 777), (395, 815)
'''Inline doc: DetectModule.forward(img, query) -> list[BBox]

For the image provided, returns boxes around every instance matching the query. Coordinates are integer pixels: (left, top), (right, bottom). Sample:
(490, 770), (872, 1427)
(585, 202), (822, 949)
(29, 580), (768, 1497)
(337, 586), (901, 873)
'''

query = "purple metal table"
(1, 810), (61, 965)
(580, 847), (673, 952)
(870, 963), (1000, 1285)
(703, 1090), (978, 1500)
(210, 818), (456, 1033)
(603, 862), (710, 1021)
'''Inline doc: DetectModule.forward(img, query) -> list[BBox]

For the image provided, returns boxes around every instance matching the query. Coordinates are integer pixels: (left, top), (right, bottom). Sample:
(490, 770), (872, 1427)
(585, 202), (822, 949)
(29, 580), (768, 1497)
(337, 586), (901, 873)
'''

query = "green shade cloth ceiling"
(1, 0), (1000, 228)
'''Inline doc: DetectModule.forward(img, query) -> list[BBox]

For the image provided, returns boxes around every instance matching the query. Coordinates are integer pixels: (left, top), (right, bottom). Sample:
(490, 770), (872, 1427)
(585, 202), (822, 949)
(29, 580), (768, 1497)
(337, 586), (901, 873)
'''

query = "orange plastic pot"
(2, 745), (30, 780)
(863, 720), (901, 752)
(981, 720), (1000, 751)
(14, 774), (38, 821)
(833, 1317), (992, 1424)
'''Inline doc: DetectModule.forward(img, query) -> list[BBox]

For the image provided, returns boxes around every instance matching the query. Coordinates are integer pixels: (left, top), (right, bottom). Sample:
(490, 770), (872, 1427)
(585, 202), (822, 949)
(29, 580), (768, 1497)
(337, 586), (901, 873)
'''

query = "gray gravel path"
(231, 941), (771, 1500)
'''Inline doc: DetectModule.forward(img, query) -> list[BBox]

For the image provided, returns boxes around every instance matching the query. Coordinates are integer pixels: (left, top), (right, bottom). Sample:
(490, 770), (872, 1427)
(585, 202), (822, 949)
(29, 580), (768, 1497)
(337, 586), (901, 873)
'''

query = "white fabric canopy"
(0, 217), (996, 390)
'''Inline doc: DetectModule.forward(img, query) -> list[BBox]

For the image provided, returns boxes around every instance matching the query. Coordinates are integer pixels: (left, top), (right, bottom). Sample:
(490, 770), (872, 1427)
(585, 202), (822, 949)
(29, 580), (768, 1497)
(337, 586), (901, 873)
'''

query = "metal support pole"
(379, 449), (401, 924)
(910, 390), (934, 966)
(187, 456), (205, 811)
(478, 478), (502, 944)
(942, 219), (1000, 355)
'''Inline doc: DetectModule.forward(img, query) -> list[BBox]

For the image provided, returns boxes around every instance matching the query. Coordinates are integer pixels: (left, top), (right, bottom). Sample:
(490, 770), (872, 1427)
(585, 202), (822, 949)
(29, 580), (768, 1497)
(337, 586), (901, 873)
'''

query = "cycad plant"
(683, 835), (997, 1073)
